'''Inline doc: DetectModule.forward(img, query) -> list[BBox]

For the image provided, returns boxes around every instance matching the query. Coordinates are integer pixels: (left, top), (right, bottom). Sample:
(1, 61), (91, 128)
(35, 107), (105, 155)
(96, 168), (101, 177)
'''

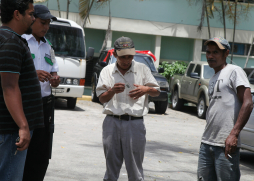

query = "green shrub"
(159, 61), (188, 82)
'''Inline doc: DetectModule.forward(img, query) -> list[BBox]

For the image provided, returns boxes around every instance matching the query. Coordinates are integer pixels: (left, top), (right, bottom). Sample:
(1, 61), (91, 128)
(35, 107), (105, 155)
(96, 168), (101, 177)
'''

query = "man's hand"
(16, 127), (31, 151)
(112, 83), (125, 94)
(36, 70), (52, 82)
(50, 75), (60, 87)
(128, 84), (148, 100)
(225, 133), (238, 159)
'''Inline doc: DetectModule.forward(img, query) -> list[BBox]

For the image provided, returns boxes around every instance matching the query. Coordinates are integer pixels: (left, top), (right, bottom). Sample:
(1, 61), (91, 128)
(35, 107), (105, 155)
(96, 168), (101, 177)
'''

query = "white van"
(46, 18), (94, 108)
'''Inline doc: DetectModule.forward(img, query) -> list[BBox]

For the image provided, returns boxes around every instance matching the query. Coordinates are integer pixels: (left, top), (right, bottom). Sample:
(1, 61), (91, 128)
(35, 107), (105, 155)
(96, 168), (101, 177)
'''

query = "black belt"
(108, 114), (143, 121)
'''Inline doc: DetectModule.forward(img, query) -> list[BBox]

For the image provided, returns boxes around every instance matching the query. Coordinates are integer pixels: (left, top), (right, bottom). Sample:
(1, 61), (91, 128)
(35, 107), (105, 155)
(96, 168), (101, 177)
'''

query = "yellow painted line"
(77, 95), (91, 101)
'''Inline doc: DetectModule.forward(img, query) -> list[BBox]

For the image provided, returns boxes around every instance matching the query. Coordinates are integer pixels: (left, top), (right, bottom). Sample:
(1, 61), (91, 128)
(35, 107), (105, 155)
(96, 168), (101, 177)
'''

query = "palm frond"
(79, 0), (91, 19)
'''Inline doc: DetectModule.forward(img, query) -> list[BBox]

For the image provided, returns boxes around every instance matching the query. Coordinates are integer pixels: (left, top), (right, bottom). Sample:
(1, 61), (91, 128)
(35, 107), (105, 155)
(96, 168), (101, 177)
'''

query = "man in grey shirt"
(197, 37), (253, 181)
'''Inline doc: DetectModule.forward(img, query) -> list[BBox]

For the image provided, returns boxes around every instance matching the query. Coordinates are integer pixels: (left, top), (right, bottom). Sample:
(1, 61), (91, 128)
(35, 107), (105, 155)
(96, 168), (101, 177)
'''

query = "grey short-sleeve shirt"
(201, 64), (250, 147)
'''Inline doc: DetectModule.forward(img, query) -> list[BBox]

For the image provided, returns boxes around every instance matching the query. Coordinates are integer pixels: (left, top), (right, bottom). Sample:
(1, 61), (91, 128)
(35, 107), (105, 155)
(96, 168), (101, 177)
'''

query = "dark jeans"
(23, 95), (54, 181)
(197, 143), (240, 181)
(0, 131), (33, 181)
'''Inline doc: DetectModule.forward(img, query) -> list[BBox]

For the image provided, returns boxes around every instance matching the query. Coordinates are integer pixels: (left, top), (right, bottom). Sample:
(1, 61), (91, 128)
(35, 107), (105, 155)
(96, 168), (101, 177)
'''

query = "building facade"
(37, 0), (254, 68)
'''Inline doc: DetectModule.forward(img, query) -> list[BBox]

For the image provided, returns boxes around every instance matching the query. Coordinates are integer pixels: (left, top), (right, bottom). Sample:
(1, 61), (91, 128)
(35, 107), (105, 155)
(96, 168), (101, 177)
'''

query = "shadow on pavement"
(148, 107), (169, 115)
(240, 150), (254, 170)
(146, 140), (199, 158)
(54, 98), (85, 111)
(168, 104), (198, 118)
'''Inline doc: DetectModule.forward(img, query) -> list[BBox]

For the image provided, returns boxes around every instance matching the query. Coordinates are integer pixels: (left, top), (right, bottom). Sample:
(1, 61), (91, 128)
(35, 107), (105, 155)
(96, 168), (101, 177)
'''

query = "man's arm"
(1, 72), (30, 151)
(225, 86), (253, 158)
(128, 84), (160, 100)
(99, 83), (125, 104)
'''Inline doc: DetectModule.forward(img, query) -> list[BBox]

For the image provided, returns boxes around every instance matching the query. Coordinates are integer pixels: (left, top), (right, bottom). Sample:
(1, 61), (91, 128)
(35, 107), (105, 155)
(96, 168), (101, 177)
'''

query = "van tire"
(67, 98), (77, 109)
(172, 90), (184, 110)
(154, 97), (168, 114)
(197, 95), (207, 119)
(91, 82), (99, 103)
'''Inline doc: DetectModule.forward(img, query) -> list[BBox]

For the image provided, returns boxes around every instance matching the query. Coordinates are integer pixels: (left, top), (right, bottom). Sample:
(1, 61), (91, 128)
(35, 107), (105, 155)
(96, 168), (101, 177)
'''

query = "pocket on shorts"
(0, 134), (4, 145)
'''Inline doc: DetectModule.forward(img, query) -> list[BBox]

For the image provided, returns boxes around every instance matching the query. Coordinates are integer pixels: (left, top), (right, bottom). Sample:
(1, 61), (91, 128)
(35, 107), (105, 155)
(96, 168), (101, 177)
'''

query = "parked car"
(170, 61), (214, 118)
(243, 68), (254, 84)
(241, 68), (254, 152)
(91, 49), (169, 114)
(241, 94), (254, 152)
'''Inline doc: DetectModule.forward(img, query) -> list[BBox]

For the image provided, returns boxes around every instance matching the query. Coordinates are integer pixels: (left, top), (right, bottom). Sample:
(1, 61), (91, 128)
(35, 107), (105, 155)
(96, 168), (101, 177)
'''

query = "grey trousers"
(103, 115), (146, 181)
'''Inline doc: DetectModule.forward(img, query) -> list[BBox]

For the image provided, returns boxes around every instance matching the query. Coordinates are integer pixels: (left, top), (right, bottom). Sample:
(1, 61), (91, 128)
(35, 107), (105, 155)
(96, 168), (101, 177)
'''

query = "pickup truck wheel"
(67, 97), (77, 109)
(155, 97), (168, 114)
(91, 82), (99, 103)
(197, 96), (207, 119)
(172, 90), (184, 110)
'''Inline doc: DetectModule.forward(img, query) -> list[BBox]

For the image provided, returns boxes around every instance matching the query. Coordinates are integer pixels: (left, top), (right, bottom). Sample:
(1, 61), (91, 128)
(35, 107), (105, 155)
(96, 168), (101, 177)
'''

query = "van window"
(46, 25), (85, 58)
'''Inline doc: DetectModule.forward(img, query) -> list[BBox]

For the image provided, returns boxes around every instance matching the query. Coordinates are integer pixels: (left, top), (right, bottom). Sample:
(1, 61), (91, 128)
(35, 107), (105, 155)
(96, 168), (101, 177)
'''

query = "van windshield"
(46, 24), (85, 58)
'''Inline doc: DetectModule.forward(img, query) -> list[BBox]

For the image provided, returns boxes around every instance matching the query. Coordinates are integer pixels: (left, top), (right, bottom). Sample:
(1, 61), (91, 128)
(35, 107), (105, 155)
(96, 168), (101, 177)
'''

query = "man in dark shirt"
(0, 0), (44, 180)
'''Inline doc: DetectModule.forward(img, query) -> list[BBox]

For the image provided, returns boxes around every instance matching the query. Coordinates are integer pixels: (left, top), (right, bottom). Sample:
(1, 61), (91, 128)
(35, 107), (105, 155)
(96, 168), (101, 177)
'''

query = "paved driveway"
(44, 99), (254, 181)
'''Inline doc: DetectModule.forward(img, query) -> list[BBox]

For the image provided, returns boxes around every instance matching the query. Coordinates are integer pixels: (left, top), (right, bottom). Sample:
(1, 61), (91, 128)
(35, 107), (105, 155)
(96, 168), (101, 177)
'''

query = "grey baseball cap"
(204, 37), (231, 50)
(114, 37), (136, 56)
(34, 5), (57, 21)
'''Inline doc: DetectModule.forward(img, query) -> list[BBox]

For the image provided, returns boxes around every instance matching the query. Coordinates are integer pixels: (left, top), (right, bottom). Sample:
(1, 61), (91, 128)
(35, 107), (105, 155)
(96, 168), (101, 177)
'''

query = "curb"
(77, 95), (92, 101)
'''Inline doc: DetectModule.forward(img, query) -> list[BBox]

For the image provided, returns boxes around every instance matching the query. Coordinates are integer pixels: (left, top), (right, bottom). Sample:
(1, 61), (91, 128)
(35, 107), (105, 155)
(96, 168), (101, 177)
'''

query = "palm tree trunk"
(230, 0), (238, 64)
(244, 37), (254, 68)
(67, 0), (70, 19)
(100, 1), (111, 52)
(205, 0), (211, 39)
(57, 0), (61, 18)
(221, 0), (226, 38)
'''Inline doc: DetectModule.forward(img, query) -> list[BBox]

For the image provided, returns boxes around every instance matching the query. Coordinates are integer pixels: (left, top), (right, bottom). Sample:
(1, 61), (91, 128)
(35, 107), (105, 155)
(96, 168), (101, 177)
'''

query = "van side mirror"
(158, 67), (164, 73)
(86, 47), (94, 61)
(190, 72), (200, 79)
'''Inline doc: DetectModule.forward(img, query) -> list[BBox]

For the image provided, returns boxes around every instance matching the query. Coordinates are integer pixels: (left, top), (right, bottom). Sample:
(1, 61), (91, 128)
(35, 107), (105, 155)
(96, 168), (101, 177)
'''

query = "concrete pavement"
(44, 99), (254, 181)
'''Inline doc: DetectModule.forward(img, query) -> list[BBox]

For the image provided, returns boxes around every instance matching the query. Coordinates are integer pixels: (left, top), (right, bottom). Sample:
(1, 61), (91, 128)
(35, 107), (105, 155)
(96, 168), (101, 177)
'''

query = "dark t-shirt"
(0, 26), (44, 134)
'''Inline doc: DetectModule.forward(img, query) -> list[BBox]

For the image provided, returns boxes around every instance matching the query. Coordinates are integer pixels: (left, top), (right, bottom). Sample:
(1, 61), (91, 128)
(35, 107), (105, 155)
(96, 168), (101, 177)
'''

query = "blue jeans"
(197, 143), (240, 181)
(0, 131), (33, 181)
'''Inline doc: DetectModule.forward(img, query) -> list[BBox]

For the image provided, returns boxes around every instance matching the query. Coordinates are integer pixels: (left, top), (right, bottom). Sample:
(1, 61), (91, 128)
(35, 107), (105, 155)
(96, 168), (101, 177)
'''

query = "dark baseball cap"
(34, 5), (57, 21)
(204, 37), (231, 50)
(114, 37), (136, 56)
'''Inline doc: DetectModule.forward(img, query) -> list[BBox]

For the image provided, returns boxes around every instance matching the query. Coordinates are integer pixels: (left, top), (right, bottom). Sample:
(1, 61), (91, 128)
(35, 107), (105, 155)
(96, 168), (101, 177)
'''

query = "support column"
(106, 30), (113, 49)
(154, 35), (161, 69)
(193, 39), (202, 62)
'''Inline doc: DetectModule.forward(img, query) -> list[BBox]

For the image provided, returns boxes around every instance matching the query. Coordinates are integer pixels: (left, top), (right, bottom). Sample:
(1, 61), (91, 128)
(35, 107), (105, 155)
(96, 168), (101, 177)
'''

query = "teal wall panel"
(112, 32), (156, 53)
(161, 37), (194, 62)
(84, 28), (105, 54)
(201, 54), (254, 68)
(41, 0), (254, 32)
(36, 0), (80, 13)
